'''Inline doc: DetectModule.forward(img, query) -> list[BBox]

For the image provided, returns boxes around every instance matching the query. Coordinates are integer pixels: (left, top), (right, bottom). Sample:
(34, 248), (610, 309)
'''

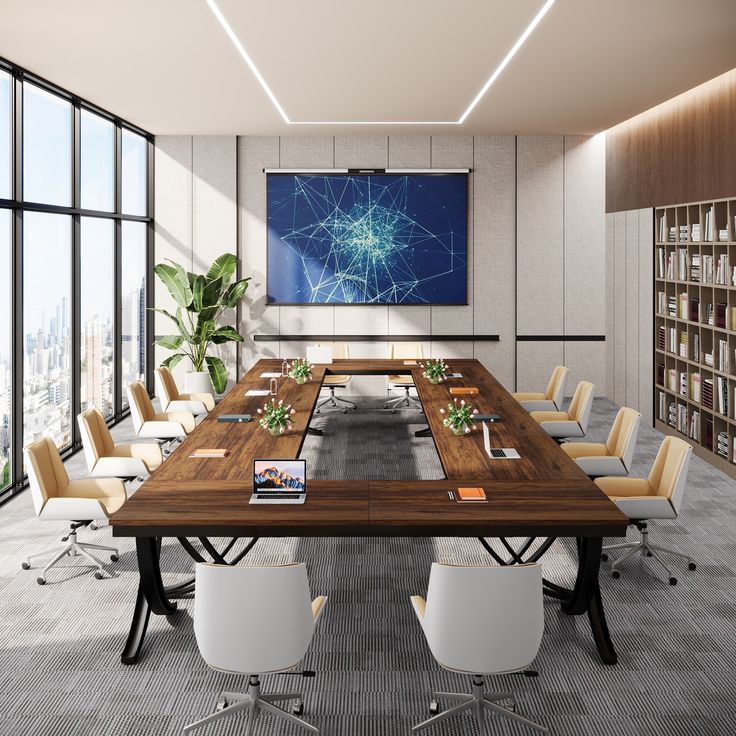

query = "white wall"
(154, 135), (606, 397)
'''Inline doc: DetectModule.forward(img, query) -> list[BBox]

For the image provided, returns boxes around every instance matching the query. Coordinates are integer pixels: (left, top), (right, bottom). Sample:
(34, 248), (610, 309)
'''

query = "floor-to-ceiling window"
(0, 58), (153, 504)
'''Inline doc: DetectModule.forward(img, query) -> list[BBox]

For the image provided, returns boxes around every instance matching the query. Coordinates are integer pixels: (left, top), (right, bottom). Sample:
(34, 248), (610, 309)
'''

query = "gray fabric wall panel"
(334, 136), (388, 168)
(429, 136), (474, 335)
(277, 136), (333, 168)
(473, 136), (515, 389)
(565, 341), (606, 398)
(238, 136), (280, 369)
(516, 341), (564, 393)
(638, 208), (654, 424)
(516, 136), (564, 336)
(625, 210), (640, 409)
(563, 135), (605, 335)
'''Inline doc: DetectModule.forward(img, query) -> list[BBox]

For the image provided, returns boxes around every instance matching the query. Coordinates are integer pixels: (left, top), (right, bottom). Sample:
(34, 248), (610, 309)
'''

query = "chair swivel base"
(602, 522), (696, 585)
(385, 389), (423, 413)
(315, 388), (357, 414)
(184, 675), (318, 735)
(413, 676), (547, 734)
(21, 524), (118, 585)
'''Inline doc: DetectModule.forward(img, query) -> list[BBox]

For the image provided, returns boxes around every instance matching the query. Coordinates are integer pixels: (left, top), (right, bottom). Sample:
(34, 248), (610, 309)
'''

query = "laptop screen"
(253, 459), (307, 494)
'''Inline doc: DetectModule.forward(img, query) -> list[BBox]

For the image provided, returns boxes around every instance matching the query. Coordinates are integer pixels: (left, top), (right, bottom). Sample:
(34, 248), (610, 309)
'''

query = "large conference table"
(111, 358), (628, 666)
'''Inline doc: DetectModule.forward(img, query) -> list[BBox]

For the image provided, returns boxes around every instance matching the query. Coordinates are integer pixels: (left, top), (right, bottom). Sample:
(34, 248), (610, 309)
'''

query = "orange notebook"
(402, 359), (418, 365)
(449, 387), (479, 396)
(189, 448), (229, 458)
(456, 487), (487, 503)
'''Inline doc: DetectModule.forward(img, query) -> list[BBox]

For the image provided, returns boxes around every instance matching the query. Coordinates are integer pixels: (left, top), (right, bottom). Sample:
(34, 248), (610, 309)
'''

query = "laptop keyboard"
(256, 493), (302, 500)
(489, 448), (507, 458)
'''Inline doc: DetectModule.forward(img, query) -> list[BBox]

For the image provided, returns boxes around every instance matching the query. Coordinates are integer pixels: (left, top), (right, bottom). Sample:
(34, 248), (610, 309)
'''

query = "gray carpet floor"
(1, 397), (735, 735)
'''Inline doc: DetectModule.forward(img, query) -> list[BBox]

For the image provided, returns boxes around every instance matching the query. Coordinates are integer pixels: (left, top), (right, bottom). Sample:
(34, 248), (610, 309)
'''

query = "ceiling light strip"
(205, 0), (556, 126)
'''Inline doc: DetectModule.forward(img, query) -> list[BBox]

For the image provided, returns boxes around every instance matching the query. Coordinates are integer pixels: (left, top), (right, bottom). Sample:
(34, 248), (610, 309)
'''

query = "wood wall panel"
(606, 69), (736, 213)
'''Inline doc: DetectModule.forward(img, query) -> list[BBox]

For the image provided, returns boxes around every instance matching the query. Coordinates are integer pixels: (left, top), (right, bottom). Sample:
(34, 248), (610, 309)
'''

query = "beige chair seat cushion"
(62, 478), (127, 515)
(560, 442), (609, 459)
(111, 443), (163, 471)
(181, 392), (215, 411)
(595, 476), (653, 499)
(323, 374), (351, 386)
(530, 410), (569, 423)
(388, 375), (415, 386)
(512, 391), (546, 402)
(154, 411), (196, 433)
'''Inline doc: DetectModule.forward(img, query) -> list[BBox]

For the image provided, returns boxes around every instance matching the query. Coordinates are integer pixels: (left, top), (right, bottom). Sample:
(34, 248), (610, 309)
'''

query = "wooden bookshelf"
(654, 196), (736, 479)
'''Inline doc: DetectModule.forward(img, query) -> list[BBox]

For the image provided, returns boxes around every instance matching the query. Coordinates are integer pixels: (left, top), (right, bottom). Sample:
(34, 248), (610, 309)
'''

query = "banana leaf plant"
(152, 253), (251, 394)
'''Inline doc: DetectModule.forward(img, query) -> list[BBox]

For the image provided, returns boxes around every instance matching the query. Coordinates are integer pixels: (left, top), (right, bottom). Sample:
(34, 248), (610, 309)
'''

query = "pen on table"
(447, 491), (455, 501)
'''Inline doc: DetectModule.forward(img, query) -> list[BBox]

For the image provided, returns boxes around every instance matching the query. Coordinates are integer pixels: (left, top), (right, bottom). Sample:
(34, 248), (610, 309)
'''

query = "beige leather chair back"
(567, 381), (596, 432)
(78, 408), (115, 472)
(648, 436), (692, 514)
(24, 437), (69, 516)
(545, 366), (569, 408)
(316, 343), (349, 359)
(389, 342), (424, 360)
(127, 381), (155, 432)
(155, 366), (180, 406)
(605, 407), (641, 471)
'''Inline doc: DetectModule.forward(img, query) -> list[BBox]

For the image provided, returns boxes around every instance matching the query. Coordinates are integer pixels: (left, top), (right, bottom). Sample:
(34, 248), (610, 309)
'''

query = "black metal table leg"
(307, 427), (323, 436)
(414, 427), (432, 437)
(138, 537), (177, 616)
(121, 581), (151, 665)
(587, 580), (617, 665)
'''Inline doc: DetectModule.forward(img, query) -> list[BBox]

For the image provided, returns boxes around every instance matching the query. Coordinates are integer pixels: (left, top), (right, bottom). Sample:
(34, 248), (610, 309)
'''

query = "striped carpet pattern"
(0, 397), (735, 735)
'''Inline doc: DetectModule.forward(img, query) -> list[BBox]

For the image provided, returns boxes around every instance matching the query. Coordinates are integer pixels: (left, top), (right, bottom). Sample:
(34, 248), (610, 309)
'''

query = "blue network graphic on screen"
(267, 174), (467, 304)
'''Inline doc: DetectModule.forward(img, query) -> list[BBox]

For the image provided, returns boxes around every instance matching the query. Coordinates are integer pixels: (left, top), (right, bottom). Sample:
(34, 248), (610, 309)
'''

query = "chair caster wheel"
(22, 562), (30, 570)
(688, 562), (696, 570)
(216, 699), (229, 712)
(600, 554), (608, 562)
(669, 577), (677, 585)
(110, 554), (119, 562)
(392, 409), (396, 414)
(94, 571), (104, 580)
(90, 523), (98, 531)
(611, 570), (620, 579)
(646, 551), (653, 557)
(429, 700), (440, 715)
(292, 701), (304, 716)
(342, 409), (348, 414)
(37, 577), (46, 585)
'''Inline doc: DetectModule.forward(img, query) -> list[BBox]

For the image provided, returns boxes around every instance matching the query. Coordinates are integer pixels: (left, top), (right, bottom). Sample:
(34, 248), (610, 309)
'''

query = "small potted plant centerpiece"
(440, 398), (479, 436)
(257, 399), (296, 436)
(421, 358), (450, 384)
(288, 358), (313, 385)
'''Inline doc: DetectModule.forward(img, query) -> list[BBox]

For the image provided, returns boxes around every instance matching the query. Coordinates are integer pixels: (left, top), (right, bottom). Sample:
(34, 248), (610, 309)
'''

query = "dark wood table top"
(111, 358), (628, 538)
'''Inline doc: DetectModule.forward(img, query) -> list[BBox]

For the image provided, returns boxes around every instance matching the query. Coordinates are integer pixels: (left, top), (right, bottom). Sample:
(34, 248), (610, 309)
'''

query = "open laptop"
(250, 459), (307, 504)
(482, 421), (520, 459)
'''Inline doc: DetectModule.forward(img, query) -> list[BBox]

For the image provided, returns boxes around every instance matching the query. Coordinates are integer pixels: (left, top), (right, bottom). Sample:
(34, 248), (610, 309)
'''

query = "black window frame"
(0, 56), (154, 507)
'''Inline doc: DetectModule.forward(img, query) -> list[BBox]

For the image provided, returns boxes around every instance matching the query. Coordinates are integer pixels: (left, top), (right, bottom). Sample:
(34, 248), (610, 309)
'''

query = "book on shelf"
(679, 371), (688, 396)
(716, 303), (727, 329)
(689, 410), (700, 441)
(702, 378), (714, 409)
(704, 351), (714, 367)
(715, 254), (729, 285)
(657, 291), (666, 315)
(692, 333), (700, 362)
(676, 404), (688, 434)
(668, 400), (677, 427)
(733, 436), (736, 463)
(656, 363), (665, 386)
(679, 293), (688, 319)
(679, 226), (689, 243)
(729, 306), (736, 331)
(667, 368), (677, 392)
(718, 339), (729, 373)
(733, 266), (736, 286)
(669, 327), (677, 353)
(689, 297), (700, 323)
(658, 217), (666, 243)
(679, 330), (688, 358)
(690, 372), (701, 403)
(658, 390), (666, 420)
(668, 294), (677, 317)
(668, 225), (677, 242)
(657, 248), (665, 277)
(717, 430), (728, 459)
(719, 228), (729, 242)
(705, 302), (714, 325)
(678, 248), (688, 279)
(691, 223), (701, 242)
(716, 376), (728, 416)
(657, 326), (666, 352)
(704, 206), (714, 241)
(704, 415), (714, 449)
(690, 253), (701, 282)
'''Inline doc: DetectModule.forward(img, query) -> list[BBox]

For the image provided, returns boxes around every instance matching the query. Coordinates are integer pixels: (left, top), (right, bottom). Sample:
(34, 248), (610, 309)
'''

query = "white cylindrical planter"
(184, 371), (212, 395)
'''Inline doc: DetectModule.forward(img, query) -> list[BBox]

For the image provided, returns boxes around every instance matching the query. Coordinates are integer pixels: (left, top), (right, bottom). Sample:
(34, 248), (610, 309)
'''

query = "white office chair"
(596, 435), (695, 584)
(184, 562), (327, 735)
(78, 407), (163, 481)
(154, 365), (214, 416)
(315, 343), (356, 413)
(385, 342), (424, 412)
(560, 407), (641, 477)
(530, 381), (596, 440)
(126, 381), (195, 455)
(410, 562), (547, 735)
(22, 437), (126, 584)
(512, 365), (569, 412)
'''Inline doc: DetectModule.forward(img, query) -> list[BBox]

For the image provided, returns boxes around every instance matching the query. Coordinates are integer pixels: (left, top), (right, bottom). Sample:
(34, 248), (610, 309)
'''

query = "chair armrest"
(410, 595), (426, 622)
(574, 456), (627, 478)
(91, 456), (150, 480)
(539, 421), (584, 438)
(181, 392), (216, 411)
(137, 420), (187, 439)
(167, 399), (208, 416)
(614, 496), (676, 521)
(39, 497), (108, 521)
(312, 595), (328, 623)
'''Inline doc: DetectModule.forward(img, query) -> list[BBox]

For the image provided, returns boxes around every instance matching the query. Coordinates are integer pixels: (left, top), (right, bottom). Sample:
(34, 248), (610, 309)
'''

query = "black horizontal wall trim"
(254, 334), (499, 342)
(516, 335), (606, 342)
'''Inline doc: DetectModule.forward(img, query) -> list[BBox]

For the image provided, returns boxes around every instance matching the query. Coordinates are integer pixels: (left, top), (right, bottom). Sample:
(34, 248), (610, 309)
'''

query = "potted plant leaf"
(153, 253), (250, 395)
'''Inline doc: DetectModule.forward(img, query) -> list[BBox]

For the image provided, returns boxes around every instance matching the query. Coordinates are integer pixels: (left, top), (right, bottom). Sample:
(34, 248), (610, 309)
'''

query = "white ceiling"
(1, 0), (735, 135)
